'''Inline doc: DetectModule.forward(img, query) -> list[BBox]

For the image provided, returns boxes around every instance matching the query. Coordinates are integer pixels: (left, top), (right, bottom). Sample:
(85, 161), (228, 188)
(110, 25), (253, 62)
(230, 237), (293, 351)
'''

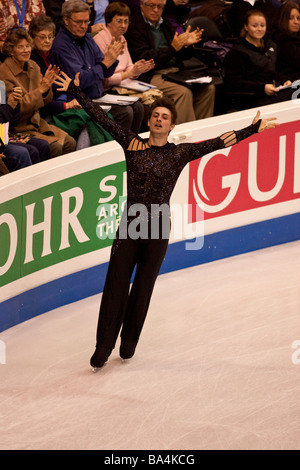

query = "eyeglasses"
(112, 18), (130, 26)
(35, 34), (54, 41)
(15, 44), (32, 51)
(143, 2), (165, 11)
(69, 18), (91, 26)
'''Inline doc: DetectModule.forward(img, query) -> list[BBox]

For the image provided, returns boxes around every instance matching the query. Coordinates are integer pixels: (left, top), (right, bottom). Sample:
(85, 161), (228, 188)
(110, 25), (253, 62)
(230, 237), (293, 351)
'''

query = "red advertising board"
(188, 120), (300, 222)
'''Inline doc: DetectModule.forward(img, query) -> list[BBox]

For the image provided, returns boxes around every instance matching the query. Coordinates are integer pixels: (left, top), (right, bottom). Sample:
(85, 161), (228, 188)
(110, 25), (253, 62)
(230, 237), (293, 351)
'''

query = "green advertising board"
(0, 161), (127, 289)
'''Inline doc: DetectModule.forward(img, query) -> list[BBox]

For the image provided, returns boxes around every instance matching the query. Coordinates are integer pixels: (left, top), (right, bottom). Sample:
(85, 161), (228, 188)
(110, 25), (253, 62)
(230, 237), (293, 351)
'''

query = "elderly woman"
(0, 28), (76, 158)
(29, 16), (81, 116)
(29, 15), (114, 149)
(94, 2), (155, 88)
(93, 2), (155, 131)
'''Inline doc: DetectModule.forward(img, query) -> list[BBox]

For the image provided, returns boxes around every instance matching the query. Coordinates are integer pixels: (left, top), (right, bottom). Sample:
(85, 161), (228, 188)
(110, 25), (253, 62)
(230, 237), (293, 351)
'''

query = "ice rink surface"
(1, 240), (300, 450)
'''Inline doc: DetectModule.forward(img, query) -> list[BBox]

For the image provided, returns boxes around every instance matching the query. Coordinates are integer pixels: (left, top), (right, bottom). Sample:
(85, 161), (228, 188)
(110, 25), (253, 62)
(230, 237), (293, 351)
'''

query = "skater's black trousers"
(95, 217), (169, 349)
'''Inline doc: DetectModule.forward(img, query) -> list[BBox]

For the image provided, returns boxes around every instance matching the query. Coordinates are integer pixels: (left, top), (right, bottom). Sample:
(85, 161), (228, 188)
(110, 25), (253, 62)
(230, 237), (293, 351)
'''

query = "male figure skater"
(56, 71), (278, 369)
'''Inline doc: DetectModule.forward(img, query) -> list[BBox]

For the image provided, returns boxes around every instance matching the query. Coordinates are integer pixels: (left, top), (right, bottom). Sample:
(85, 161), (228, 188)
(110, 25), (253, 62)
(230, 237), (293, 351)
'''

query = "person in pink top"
(93, 2), (155, 90)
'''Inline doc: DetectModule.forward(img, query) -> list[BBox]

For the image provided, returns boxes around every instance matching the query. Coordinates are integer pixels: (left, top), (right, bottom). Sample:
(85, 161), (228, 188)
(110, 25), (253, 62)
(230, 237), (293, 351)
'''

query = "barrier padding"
(1, 211), (299, 333)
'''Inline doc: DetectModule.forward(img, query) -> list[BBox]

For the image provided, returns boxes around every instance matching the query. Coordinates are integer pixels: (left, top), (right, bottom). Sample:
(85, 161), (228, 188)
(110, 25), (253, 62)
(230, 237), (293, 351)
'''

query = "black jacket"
(272, 29), (300, 83)
(0, 103), (20, 127)
(125, 10), (193, 83)
(223, 37), (277, 96)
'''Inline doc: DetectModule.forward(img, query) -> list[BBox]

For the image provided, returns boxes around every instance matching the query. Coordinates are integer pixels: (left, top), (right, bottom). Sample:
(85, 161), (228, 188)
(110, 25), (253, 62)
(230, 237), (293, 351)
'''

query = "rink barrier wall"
(0, 101), (300, 332)
(0, 211), (299, 333)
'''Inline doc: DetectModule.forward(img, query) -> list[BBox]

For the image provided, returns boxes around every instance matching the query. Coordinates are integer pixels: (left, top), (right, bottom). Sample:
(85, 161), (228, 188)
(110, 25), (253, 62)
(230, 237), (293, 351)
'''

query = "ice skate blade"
(121, 358), (130, 364)
(91, 363), (107, 373)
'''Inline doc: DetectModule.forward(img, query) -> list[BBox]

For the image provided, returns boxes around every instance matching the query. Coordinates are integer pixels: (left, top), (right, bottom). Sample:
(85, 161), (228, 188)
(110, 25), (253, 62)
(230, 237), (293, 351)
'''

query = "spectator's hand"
(102, 37), (124, 68)
(252, 110), (278, 132)
(264, 83), (278, 96)
(91, 23), (104, 34)
(7, 86), (23, 108)
(185, 26), (203, 46)
(131, 59), (155, 77)
(171, 31), (188, 51)
(39, 65), (60, 93)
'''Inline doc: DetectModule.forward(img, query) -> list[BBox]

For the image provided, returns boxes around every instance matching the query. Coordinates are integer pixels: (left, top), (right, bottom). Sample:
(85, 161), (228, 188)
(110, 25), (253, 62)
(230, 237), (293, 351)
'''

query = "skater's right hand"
(55, 71), (80, 91)
(252, 110), (279, 132)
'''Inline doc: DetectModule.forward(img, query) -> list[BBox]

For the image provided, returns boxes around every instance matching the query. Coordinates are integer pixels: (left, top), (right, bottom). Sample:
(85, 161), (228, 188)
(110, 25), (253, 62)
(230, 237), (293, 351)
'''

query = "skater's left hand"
(252, 110), (279, 132)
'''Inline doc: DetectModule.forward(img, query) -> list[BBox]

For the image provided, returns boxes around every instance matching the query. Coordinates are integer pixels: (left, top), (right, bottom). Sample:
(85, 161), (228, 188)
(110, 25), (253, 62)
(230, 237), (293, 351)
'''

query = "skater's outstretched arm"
(55, 72), (136, 149)
(184, 110), (278, 163)
(224, 110), (278, 145)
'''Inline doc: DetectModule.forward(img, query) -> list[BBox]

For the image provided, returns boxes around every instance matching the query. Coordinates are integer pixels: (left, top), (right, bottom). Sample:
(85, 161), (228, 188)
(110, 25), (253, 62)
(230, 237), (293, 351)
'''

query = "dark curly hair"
(149, 95), (177, 124)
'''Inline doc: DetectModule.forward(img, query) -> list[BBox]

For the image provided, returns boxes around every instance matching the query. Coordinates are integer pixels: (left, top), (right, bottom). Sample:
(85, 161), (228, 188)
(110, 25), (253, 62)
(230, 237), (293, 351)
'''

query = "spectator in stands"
(29, 14), (115, 148)
(125, 0), (216, 124)
(42, 0), (104, 34)
(163, 0), (191, 35)
(52, 0), (145, 132)
(94, 2), (155, 87)
(223, 9), (296, 109)
(272, 1), (300, 83)
(0, 28), (76, 158)
(0, 88), (33, 172)
(0, 0), (46, 51)
(86, 0), (108, 25)
(29, 16), (81, 117)
(0, 76), (50, 164)
(227, 0), (282, 37)
(93, 2), (155, 130)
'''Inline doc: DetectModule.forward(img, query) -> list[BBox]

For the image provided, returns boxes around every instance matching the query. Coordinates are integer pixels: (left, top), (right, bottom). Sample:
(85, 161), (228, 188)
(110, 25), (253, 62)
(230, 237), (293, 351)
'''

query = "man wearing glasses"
(125, 0), (216, 124)
(52, 0), (145, 131)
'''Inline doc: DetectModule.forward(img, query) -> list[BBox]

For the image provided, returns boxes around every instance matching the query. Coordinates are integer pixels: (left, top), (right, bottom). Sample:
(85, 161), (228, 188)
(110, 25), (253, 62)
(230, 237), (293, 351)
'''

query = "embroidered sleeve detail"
(220, 131), (237, 147)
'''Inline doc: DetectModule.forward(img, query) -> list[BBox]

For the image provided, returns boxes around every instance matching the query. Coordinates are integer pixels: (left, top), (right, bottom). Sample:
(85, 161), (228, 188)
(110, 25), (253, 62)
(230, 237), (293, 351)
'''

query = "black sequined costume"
(68, 82), (261, 366)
